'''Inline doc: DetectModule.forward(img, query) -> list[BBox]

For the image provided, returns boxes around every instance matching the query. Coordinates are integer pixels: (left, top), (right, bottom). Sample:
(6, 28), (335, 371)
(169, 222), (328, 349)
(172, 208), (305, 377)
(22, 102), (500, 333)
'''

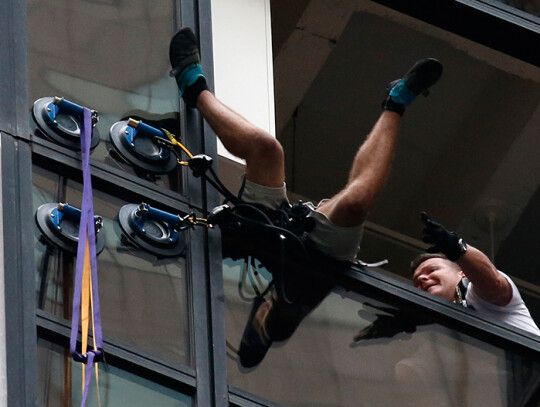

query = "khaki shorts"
(241, 180), (364, 261)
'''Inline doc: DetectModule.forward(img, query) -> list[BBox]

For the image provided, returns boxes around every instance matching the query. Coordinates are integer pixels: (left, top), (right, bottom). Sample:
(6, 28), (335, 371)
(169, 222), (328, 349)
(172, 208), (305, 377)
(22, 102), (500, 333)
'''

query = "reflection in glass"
(27, 0), (182, 190)
(38, 338), (192, 407)
(33, 166), (190, 366)
(224, 258), (540, 407)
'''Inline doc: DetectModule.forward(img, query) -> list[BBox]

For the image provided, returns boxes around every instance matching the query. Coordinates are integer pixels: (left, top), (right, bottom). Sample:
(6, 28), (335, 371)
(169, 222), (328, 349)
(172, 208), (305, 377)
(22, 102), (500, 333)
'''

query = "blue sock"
(389, 80), (417, 107)
(177, 64), (205, 97)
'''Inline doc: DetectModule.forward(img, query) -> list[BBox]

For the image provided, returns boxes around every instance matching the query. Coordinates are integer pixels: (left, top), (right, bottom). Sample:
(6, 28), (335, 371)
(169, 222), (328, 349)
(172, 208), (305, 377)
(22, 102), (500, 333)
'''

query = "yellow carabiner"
(161, 128), (194, 159)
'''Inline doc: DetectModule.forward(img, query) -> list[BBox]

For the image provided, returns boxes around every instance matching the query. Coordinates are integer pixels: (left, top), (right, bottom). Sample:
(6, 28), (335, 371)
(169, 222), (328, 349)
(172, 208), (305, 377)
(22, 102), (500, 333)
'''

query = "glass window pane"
(33, 165), (190, 366)
(269, 4), (540, 330)
(27, 0), (181, 191)
(224, 258), (540, 407)
(38, 338), (192, 407)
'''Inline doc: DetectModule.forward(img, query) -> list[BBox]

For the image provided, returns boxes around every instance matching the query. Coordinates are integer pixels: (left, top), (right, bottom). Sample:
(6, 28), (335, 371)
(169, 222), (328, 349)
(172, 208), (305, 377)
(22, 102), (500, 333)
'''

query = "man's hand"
(420, 212), (466, 262)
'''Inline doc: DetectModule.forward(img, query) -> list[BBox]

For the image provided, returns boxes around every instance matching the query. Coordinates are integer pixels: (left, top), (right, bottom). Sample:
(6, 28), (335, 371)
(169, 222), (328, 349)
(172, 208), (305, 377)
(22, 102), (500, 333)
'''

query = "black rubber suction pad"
(109, 120), (178, 174)
(32, 97), (100, 151)
(35, 203), (105, 255)
(117, 204), (186, 257)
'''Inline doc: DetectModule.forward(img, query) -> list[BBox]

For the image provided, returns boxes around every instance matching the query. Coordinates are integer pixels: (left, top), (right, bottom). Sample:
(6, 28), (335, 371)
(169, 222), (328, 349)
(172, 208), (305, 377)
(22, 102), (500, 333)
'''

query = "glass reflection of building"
(1, 0), (539, 406)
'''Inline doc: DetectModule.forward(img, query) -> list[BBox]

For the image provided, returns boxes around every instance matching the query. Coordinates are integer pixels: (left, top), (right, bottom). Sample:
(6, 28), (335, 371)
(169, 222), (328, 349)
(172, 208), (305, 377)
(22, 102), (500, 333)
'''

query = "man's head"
(410, 253), (465, 301)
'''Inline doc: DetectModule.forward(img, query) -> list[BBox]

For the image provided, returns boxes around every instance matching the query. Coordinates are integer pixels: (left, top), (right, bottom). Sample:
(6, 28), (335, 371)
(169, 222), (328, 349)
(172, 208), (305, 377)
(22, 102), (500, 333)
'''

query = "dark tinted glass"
(270, 5), (540, 326)
(27, 0), (182, 191)
(33, 165), (190, 366)
(38, 338), (192, 407)
(224, 257), (540, 407)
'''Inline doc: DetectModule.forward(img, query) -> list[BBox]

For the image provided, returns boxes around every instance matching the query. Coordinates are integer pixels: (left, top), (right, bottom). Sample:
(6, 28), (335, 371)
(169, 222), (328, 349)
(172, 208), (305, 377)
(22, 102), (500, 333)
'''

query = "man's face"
(412, 258), (463, 301)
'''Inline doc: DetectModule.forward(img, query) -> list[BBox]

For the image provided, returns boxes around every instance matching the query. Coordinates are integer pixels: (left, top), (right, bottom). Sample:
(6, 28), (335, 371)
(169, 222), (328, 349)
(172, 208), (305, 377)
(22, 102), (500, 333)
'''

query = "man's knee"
(250, 131), (284, 163)
(330, 185), (374, 225)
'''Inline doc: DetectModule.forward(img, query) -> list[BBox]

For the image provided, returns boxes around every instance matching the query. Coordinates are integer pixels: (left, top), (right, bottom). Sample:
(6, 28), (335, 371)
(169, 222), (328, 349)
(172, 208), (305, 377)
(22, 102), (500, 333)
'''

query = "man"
(412, 212), (540, 335)
(169, 27), (443, 367)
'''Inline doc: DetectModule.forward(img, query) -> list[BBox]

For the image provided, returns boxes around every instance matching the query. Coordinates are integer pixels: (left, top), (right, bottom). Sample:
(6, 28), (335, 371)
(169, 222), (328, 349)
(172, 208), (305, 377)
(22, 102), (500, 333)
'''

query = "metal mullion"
(31, 140), (194, 211)
(372, 0), (540, 67)
(36, 312), (197, 395)
(0, 1), (37, 405)
(196, 0), (229, 405)
(1, 133), (37, 407)
(177, 1), (216, 407)
(31, 157), (196, 219)
(0, 0), (29, 139)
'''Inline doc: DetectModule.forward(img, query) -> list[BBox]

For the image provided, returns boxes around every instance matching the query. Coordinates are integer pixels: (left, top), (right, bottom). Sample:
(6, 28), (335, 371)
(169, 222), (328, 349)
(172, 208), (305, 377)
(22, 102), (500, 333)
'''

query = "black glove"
(420, 212), (466, 262)
(352, 313), (417, 342)
(352, 303), (430, 344)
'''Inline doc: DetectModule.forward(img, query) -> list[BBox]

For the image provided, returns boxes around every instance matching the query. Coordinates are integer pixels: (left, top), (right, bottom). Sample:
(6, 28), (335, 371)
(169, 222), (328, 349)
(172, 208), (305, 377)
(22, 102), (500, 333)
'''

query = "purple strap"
(81, 352), (95, 404)
(70, 108), (103, 407)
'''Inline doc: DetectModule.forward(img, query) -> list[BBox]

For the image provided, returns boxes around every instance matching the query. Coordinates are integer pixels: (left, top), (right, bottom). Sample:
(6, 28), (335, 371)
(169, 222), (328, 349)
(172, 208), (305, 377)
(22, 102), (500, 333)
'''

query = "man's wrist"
(445, 233), (467, 262)
(457, 237), (468, 256)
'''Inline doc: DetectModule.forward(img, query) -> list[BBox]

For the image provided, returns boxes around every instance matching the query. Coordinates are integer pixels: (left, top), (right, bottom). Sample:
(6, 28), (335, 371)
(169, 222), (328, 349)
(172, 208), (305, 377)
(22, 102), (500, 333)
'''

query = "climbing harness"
(455, 277), (471, 308)
(117, 121), (319, 304)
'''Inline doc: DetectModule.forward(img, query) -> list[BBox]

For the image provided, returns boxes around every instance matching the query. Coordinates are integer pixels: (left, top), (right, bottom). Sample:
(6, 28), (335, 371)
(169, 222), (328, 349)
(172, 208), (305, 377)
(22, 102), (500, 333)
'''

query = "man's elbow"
(483, 277), (513, 306)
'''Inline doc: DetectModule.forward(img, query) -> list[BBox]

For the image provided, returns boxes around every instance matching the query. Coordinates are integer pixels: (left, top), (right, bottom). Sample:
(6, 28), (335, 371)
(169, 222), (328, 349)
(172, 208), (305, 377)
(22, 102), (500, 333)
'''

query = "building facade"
(1, 0), (540, 406)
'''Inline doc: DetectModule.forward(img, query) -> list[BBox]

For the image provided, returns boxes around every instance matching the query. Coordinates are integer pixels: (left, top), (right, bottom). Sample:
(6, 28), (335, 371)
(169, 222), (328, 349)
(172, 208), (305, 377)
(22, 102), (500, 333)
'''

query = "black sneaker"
(169, 28), (208, 107)
(382, 58), (443, 115)
(169, 27), (201, 79)
(238, 297), (273, 369)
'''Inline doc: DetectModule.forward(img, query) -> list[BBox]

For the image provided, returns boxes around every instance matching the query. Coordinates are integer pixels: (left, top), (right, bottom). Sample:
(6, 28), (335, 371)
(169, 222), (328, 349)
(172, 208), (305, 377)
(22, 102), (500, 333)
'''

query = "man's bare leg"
(317, 111), (400, 227)
(196, 90), (285, 187)
(317, 58), (443, 228)
(169, 27), (284, 188)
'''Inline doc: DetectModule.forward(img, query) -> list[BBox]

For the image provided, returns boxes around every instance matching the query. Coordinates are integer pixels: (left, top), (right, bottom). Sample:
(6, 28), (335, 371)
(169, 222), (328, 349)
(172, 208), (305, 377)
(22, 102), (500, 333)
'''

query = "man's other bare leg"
(169, 27), (284, 187)
(196, 91), (285, 188)
(317, 58), (443, 227)
(317, 111), (400, 227)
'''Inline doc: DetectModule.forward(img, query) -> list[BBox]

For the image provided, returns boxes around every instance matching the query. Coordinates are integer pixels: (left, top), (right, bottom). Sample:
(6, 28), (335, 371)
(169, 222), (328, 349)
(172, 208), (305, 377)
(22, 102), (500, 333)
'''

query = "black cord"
(207, 165), (241, 205)
(234, 204), (274, 224)
(161, 139), (311, 306)
(278, 234), (293, 305)
(229, 209), (309, 305)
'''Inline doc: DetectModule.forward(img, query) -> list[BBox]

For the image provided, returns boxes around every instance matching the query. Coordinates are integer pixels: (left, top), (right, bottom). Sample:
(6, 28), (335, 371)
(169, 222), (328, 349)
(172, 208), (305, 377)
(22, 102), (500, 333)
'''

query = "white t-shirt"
(466, 271), (540, 336)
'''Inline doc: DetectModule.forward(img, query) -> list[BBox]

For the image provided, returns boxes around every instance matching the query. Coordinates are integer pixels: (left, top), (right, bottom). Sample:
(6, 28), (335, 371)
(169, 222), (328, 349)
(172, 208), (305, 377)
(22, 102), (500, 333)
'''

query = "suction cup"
(35, 203), (105, 254)
(117, 203), (186, 257)
(32, 97), (100, 150)
(109, 119), (178, 175)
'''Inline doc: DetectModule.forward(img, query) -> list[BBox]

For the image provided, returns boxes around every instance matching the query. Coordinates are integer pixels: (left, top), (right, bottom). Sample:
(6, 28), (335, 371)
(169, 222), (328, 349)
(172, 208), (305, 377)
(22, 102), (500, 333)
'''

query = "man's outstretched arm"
(421, 212), (512, 306)
(455, 246), (512, 306)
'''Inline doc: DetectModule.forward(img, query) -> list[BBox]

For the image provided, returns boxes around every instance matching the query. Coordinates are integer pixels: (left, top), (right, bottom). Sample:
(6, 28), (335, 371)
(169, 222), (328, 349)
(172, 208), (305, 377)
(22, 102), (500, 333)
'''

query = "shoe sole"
(402, 58), (443, 96)
(169, 27), (201, 77)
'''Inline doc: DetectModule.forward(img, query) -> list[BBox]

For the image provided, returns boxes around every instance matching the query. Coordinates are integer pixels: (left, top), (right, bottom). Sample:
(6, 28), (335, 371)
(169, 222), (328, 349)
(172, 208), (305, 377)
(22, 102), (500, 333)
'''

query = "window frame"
(372, 0), (540, 67)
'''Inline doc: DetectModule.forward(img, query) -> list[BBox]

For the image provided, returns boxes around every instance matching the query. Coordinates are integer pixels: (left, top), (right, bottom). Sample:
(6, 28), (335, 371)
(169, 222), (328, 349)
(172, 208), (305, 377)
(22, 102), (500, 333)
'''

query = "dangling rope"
(70, 107), (104, 407)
